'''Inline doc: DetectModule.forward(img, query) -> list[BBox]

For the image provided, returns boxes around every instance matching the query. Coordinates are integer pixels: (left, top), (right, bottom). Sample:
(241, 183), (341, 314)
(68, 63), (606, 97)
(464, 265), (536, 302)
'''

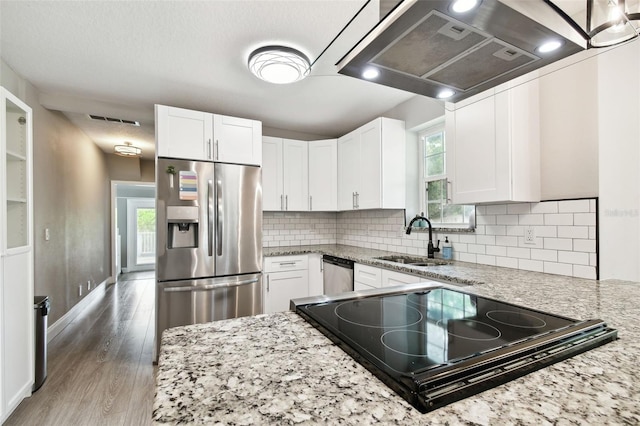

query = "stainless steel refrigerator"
(154, 158), (262, 362)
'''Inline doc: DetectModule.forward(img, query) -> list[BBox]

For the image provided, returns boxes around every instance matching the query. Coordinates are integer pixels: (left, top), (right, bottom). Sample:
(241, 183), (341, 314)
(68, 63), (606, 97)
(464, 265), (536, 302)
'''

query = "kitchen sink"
(374, 255), (449, 267)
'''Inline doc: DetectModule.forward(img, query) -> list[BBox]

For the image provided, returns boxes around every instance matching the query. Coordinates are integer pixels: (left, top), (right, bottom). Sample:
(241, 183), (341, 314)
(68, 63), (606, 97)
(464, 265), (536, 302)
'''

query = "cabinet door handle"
(266, 275), (270, 292)
(280, 194), (284, 211)
(356, 192), (360, 209)
(215, 139), (219, 160)
(352, 192), (356, 209)
(207, 139), (212, 160)
(285, 195), (288, 211)
(446, 180), (452, 203)
(309, 195), (312, 211)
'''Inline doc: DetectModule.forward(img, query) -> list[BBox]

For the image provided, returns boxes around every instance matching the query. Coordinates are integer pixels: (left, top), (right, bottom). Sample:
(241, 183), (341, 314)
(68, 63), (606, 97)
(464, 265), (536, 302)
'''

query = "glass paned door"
(127, 199), (155, 271)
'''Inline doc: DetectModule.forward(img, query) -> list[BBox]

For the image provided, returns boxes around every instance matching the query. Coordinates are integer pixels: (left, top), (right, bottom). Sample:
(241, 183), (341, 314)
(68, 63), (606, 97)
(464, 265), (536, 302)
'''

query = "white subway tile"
(475, 206), (487, 215)
(468, 244), (486, 254)
(530, 201), (558, 214)
(485, 225), (507, 236)
(474, 225), (486, 235)
(519, 214), (544, 225)
(519, 259), (543, 272)
(573, 265), (597, 280)
(559, 199), (591, 213)
(507, 203), (531, 214)
(496, 215), (519, 225)
(558, 251), (590, 265)
(496, 257), (518, 268)
(533, 226), (557, 238)
(477, 214), (497, 225)
(453, 243), (468, 252)
(531, 249), (558, 262)
(544, 262), (573, 276)
(557, 226), (589, 239)
(458, 252), (477, 263)
(574, 213), (596, 226)
(477, 255), (496, 266)
(573, 239), (596, 253)
(590, 199), (596, 213)
(496, 235), (518, 247)
(544, 213), (574, 226)
(476, 235), (496, 245)
(507, 247), (530, 259)
(486, 204), (507, 215)
(589, 226), (597, 240)
(517, 236), (543, 249)
(543, 238), (573, 251)
(590, 253), (597, 266)
(487, 245), (507, 256)
(507, 225), (524, 236)
(459, 234), (477, 244)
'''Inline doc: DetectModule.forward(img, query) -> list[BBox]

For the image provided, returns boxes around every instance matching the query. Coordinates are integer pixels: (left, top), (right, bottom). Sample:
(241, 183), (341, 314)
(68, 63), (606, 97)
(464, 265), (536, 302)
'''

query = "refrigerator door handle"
(162, 277), (260, 292)
(216, 179), (223, 256)
(208, 180), (214, 257)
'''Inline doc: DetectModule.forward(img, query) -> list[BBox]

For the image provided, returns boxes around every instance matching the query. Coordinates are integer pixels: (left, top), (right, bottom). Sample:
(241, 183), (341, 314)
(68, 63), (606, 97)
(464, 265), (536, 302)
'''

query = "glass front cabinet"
(1, 86), (34, 423)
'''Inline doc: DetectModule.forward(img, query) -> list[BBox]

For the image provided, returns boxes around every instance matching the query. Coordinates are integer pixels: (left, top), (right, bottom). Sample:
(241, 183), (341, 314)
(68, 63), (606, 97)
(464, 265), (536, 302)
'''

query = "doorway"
(111, 181), (156, 281)
(127, 198), (156, 272)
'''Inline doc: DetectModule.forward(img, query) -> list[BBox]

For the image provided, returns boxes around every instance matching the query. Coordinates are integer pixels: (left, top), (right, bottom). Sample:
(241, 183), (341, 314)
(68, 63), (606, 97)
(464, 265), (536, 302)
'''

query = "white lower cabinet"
(354, 263), (382, 289)
(264, 255), (309, 313)
(381, 269), (421, 287)
(355, 263), (421, 290)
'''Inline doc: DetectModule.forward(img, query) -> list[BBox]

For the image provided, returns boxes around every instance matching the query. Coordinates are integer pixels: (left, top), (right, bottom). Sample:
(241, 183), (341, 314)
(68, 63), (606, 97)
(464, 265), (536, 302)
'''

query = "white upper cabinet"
(212, 114), (262, 166)
(338, 117), (406, 211)
(308, 139), (337, 211)
(445, 78), (540, 204)
(262, 136), (284, 211)
(155, 105), (262, 165)
(261, 137), (308, 211)
(156, 105), (213, 161)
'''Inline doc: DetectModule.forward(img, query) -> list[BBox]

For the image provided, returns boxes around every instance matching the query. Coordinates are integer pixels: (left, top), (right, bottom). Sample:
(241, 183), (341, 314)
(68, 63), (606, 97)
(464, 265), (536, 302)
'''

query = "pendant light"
(546, 0), (639, 48)
(248, 45), (310, 84)
(114, 141), (142, 157)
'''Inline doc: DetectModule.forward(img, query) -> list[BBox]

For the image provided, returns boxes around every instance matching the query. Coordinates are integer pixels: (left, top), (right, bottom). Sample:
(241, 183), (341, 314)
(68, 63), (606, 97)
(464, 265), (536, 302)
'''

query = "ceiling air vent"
(88, 114), (140, 126)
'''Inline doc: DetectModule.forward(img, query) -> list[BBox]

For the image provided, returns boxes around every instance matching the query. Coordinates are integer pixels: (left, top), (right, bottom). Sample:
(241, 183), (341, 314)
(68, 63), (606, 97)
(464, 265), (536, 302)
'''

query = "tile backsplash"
(263, 198), (598, 280)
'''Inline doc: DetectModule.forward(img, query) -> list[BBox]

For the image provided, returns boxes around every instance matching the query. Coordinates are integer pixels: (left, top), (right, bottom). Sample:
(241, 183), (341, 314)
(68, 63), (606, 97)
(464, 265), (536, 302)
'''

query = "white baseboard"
(47, 277), (110, 343)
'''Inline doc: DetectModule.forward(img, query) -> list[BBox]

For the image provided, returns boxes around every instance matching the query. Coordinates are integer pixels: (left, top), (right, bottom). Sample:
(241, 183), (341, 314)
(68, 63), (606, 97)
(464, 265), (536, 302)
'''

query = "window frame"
(419, 119), (474, 228)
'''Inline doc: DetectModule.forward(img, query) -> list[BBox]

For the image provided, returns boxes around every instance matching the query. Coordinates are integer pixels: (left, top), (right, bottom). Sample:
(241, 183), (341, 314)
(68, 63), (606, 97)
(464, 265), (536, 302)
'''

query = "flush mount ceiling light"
(248, 45), (310, 84)
(537, 39), (564, 53)
(545, 0), (640, 47)
(437, 88), (456, 99)
(114, 141), (142, 157)
(362, 67), (380, 79)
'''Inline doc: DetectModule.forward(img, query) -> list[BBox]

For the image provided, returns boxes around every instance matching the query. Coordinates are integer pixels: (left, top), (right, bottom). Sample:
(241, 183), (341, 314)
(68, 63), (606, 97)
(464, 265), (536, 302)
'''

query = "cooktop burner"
(295, 286), (617, 413)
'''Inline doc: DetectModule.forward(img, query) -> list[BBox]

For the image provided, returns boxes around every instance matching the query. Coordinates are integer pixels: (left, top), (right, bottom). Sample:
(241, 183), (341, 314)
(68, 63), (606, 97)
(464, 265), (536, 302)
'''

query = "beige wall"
(2, 59), (110, 324)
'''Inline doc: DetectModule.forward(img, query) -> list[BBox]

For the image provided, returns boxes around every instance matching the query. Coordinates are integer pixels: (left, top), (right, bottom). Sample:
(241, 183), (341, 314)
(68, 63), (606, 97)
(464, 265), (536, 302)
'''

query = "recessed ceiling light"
(437, 88), (455, 99)
(537, 40), (563, 53)
(451, 0), (480, 13)
(362, 68), (379, 79)
(248, 45), (310, 84)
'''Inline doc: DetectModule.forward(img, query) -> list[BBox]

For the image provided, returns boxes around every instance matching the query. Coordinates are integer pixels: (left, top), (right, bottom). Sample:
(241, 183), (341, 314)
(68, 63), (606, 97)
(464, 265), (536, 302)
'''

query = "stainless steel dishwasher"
(322, 255), (354, 295)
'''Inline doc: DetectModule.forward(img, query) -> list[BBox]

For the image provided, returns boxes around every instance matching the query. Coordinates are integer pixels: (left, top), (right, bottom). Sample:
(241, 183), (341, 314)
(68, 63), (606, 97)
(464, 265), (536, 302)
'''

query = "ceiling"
(0, 0), (427, 159)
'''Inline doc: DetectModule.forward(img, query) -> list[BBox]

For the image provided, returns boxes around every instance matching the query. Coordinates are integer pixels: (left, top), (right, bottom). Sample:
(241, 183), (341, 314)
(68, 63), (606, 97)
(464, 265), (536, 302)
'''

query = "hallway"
(5, 272), (156, 425)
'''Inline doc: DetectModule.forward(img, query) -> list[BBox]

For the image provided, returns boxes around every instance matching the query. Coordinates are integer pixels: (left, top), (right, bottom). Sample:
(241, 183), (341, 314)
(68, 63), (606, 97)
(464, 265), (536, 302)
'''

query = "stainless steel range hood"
(337, 0), (587, 102)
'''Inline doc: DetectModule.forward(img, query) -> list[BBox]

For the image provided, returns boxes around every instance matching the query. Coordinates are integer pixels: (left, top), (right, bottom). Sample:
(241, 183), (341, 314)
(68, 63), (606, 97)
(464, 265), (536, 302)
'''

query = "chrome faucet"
(406, 215), (440, 258)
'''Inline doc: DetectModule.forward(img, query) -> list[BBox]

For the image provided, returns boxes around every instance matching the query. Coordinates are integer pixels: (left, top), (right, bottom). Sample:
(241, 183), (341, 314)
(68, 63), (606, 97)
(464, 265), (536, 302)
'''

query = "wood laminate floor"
(6, 271), (156, 426)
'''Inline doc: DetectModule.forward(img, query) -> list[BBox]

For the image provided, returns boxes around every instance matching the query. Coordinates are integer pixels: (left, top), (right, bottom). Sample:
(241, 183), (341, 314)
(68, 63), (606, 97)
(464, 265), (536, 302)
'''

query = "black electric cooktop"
(295, 286), (617, 413)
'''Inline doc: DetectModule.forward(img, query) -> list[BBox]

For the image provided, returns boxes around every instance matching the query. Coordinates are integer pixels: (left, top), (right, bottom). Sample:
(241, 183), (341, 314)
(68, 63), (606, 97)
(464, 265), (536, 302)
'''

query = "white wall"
(597, 40), (640, 281)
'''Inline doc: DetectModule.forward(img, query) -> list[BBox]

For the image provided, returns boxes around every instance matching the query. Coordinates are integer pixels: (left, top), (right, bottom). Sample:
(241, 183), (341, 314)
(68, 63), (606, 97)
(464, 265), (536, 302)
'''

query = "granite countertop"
(154, 246), (640, 424)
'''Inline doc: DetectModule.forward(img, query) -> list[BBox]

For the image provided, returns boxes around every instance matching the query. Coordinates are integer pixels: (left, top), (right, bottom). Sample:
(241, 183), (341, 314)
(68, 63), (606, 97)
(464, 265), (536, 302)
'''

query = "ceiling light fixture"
(537, 40), (563, 53)
(362, 68), (380, 79)
(437, 88), (456, 99)
(114, 142), (142, 157)
(248, 45), (310, 84)
(545, 0), (639, 48)
(451, 0), (480, 14)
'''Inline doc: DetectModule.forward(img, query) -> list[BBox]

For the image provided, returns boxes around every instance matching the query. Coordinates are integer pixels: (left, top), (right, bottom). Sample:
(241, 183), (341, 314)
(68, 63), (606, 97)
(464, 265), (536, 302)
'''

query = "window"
(420, 121), (475, 226)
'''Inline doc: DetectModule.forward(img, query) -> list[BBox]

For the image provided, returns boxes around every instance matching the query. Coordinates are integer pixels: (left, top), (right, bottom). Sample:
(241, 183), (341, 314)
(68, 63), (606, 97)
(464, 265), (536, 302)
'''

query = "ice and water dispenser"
(166, 205), (199, 249)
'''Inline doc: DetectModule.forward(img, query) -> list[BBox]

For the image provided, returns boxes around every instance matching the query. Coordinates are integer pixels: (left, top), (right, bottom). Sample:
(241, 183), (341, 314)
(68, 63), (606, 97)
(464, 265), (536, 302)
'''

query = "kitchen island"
(154, 256), (640, 424)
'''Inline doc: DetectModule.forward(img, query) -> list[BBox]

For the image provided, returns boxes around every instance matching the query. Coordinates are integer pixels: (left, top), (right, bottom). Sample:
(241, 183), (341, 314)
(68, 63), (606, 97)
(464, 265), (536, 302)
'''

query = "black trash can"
(33, 296), (50, 392)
